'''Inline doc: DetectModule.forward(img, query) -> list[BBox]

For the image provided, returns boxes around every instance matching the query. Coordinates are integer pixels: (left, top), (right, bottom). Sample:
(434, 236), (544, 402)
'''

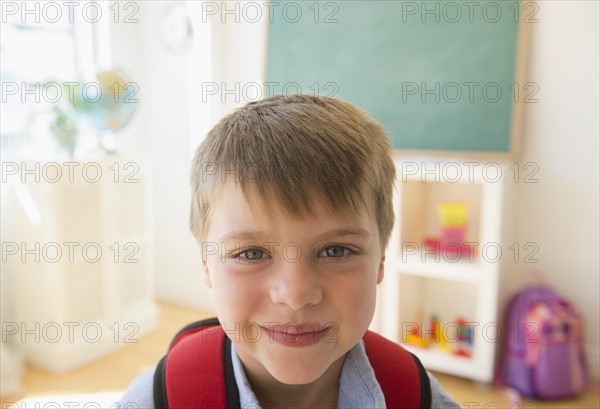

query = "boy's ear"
(377, 255), (385, 284)
(202, 260), (212, 288)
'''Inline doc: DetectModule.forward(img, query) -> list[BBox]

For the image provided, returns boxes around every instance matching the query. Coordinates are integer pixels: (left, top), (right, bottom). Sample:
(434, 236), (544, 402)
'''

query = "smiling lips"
(260, 324), (333, 347)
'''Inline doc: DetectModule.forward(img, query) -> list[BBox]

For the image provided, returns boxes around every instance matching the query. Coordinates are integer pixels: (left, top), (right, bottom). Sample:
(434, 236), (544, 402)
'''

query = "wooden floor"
(2, 301), (599, 408)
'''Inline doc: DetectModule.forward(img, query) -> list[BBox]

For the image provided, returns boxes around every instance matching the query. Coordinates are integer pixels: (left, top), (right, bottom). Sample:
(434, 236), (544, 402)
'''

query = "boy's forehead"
(212, 181), (374, 229)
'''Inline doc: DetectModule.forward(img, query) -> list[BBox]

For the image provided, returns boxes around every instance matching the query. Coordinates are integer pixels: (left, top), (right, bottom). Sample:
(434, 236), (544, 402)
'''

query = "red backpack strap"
(153, 318), (240, 409)
(363, 330), (431, 409)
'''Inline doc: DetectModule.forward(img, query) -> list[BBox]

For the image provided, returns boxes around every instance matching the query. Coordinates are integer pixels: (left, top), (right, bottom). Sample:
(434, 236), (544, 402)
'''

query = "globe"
(73, 70), (137, 134)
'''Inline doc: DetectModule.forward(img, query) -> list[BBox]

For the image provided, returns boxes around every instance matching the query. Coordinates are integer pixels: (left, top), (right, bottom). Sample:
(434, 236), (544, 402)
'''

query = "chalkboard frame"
(265, 1), (531, 160)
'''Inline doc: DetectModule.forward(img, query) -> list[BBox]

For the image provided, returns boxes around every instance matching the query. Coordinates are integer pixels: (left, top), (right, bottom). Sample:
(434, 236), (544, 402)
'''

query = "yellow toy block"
(406, 333), (429, 348)
(438, 202), (469, 227)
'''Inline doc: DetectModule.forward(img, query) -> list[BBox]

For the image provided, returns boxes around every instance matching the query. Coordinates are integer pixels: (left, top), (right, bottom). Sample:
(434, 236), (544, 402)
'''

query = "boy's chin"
(266, 363), (330, 385)
(261, 352), (345, 386)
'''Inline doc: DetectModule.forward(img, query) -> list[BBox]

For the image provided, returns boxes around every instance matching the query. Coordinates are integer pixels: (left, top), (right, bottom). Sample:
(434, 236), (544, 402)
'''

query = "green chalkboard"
(266, 1), (526, 155)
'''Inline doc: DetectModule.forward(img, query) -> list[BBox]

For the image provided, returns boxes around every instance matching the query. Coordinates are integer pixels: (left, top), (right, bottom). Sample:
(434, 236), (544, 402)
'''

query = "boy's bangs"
(206, 156), (371, 222)
(198, 97), (376, 221)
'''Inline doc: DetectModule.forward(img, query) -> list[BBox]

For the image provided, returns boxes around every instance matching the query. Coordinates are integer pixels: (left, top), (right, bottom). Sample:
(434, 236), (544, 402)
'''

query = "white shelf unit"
(373, 160), (512, 383)
(7, 157), (158, 373)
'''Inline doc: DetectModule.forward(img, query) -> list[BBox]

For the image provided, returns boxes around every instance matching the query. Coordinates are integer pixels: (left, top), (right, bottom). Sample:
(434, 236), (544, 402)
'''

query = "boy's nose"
(269, 260), (323, 310)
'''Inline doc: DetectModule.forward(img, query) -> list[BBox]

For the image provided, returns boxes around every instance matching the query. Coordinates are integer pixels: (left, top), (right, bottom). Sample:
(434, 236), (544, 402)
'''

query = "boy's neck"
(243, 354), (346, 408)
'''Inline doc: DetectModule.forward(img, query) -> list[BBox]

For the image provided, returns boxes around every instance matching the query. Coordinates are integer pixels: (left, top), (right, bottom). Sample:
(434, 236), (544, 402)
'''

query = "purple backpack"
(498, 285), (588, 399)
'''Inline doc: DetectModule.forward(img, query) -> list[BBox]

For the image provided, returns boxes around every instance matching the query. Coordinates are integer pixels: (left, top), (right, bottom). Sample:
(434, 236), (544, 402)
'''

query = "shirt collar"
(230, 340), (386, 408)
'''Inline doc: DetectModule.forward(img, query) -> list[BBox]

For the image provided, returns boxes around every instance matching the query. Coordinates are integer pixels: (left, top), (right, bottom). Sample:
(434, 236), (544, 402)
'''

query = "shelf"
(396, 248), (497, 283)
(376, 161), (509, 382)
(404, 344), (472, 368)
(402, 344), (488, 381)
(398, 181), (483, 247)
(397, 275), (478, 324)
(396, 263), (482, 283)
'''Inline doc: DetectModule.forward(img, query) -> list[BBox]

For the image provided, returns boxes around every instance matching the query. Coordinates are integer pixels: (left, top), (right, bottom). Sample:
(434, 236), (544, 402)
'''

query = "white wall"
(517, 0), (599, 379)
(134, 3), (212, 310)
(108, 2), (211, 310)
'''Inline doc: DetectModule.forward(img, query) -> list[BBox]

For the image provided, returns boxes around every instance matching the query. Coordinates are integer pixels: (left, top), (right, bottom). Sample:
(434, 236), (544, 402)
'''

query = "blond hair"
(190, 94), (396, 249)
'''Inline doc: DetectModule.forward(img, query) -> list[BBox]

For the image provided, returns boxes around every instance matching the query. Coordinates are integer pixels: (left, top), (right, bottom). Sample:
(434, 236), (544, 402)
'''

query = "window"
(1, 2), (106, 159)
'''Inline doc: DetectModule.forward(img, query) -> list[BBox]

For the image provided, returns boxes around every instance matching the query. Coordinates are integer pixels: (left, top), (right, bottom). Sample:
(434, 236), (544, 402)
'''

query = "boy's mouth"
(260, 324), (333, 347)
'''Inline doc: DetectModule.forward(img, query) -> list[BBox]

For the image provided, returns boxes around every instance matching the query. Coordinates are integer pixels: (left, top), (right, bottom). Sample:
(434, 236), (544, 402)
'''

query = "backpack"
(498, 285), (588, 399)
(153, 318), (432, 408)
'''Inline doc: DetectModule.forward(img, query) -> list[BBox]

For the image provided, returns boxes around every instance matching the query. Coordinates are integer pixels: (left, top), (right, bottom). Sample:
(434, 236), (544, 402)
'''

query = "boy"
(118, 95), (458, 408)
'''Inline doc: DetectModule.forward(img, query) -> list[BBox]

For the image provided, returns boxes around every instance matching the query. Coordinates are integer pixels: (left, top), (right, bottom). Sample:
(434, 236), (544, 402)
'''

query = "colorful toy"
(438, 332), (452, 353)
(429, 314), (441, 342)
(405, 333), (429, 348)
(430, 314), (453, 353)
(403, 315), (475, 356)
(454, 318), (473, 358)
(424, 202), (472, 258)
(439, 202), (468, 245)
(438, 202), (468, 230)
(405, 325), (429, 348)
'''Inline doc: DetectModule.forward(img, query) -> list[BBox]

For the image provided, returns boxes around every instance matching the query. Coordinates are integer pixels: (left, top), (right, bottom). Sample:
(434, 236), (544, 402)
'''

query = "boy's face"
(202, 182), (385, 385)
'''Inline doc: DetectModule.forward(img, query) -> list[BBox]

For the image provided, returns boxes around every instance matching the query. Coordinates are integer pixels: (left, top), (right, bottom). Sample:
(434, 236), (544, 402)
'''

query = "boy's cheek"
(208, 262), (263, 292)
(321, 258), (382, 281)
(202, 257), (235, 290)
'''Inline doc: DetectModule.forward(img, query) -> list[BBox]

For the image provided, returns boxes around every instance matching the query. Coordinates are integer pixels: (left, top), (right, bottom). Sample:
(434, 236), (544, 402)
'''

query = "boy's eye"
(320, 245), (350, 258)
(238, 248), (265, 261)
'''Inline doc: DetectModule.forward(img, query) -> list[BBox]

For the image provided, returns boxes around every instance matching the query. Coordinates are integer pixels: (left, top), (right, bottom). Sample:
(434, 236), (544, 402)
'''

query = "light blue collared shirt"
(232, 340), (386, 408)
(118, 340), (458, 408)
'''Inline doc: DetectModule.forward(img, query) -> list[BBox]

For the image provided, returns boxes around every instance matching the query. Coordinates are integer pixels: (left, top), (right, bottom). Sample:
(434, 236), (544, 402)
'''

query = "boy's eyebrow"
(313, 227), (371, 242)
(218, 227), (371, 242)
(219, 231), (266, 242)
